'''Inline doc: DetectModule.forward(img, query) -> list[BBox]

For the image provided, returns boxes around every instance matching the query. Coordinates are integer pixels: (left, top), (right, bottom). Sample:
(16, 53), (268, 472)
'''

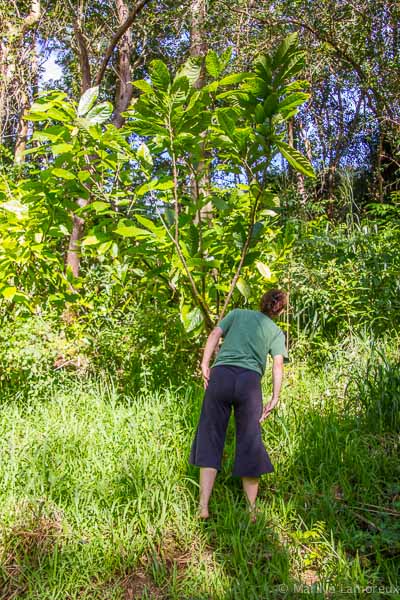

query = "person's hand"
(259, 397), (278, 423)
(201, 363), (210, 389)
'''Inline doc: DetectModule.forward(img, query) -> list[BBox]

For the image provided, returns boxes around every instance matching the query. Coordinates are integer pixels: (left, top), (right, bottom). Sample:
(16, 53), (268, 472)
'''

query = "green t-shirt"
(213, 308), (288, 376)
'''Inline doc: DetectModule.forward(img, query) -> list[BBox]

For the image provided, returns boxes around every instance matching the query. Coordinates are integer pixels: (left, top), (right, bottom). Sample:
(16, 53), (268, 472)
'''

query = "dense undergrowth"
(0, 320), (399, 599)
(0, 212), (399, 599)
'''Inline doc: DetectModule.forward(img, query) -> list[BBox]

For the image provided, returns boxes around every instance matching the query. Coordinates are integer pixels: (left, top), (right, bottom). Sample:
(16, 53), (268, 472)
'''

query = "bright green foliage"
(210, 34), (314, 177)
(0, 36), (314, 325)
(288, 219), (400, 340)
(0, 165), (67, 309)
(346, 344), (400, 433)
(121, 35), (313, 331)
(0, 90), (133, 312)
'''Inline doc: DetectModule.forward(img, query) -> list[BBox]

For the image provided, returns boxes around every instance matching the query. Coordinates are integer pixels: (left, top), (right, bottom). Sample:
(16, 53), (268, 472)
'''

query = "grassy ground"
(0, 339), (399, 599)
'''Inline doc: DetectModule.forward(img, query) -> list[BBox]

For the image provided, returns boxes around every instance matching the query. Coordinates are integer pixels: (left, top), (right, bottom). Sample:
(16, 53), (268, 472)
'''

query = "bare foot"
(248, 504), (260, 523)
(198, 503), (209, 519)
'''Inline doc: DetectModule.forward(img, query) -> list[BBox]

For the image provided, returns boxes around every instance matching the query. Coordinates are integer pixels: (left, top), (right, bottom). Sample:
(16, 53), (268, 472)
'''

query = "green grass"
(0, 341), (399, 599)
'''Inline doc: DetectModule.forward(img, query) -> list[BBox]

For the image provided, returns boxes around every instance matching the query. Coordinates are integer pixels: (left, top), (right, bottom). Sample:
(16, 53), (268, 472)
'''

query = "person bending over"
(189, 289), (288, 519)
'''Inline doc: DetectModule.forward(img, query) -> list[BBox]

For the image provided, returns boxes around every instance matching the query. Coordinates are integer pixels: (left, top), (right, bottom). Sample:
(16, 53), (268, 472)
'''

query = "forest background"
(0, 1), (399, 598)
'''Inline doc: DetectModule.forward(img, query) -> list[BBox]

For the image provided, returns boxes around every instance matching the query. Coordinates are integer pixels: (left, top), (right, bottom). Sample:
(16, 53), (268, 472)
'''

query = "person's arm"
(259, 354), (284, 422)
(201, 327), (223, 388)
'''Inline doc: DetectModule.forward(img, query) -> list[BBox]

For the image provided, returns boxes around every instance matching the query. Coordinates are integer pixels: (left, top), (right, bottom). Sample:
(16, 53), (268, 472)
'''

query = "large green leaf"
(211, 196), (229, 211)
(155, 178), (174, 191)
(86, 102), (113, 125)
(29, 101), (57, 115)
(220, 47), (233, 68)
(81, 229), (110, 246)
(171, 76), (190, 104)
(1, 286), (17, 300)
(51, 143), (74, 155)
(236, 276), (251, 299)
(81, 235), (102, 246)
(150, 60), (171, 90)
(137, 143), (153, 167)
(218, 72), (252, 86)
(176, 57), (202, 86)
(254, 55), (272, 83)
(32, 130), (61, 142)
(276, 141), (315, 178)
(216, 109), (236, 137)
(77, 86), (99, 117)
(282, 80), (310, 94)
(272, 33), (298, 69)
(114, 221), (152, 238)
(85, 201), (111, 214)
(277, 92), (309, 112)
(43, 107), (71, 122)
(135, 179), (159, 196)
(256, 261), (272, 279)
(205, 51), (221, 77)
(135, 214), (158, 233)
(132, 79), (153, 94)
(263, 93), (279, 118)
(255, 105), (265, 124)
(275, 54), (305, 86)
(52, 168), (76, 180)
(26, 112), (48, 122)
(180, 304), (204, 333)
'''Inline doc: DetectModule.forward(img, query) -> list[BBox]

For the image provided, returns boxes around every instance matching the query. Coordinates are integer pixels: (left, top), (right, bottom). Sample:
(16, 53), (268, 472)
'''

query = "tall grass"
(0, 336), (399, 599)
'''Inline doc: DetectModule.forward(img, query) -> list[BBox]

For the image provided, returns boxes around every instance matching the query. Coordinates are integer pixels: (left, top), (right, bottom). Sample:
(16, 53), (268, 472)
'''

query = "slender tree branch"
(95, 0), (150, 86)
(73, 20), (91, 92)
(217, 0), (390, 119)
(218, 192), (261, 321)
(156, 124), (214, 330)
(156, 205), (214, 331)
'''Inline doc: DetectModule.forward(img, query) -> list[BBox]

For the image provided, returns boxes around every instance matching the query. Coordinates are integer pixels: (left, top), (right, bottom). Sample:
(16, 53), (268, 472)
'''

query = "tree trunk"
(15, 35), (39, 163)
(66, 212), (86, 278)
(66, 0), (149, 278)
(14, 89), (30, 164)
(190, 0), (211, 224)
(66, 15), (92, 278)
(190, 0), (212, 311)
(190, 0), (207, 88)
(112, 0), (134, 128)
(17, 0), (41, 153)
(0, 40), (10, 143)
(0, 0), (40, 154)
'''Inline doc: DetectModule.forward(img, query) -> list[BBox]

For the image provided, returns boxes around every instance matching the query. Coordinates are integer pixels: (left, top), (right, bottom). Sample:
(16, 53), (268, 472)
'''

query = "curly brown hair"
(260, 289), (287, 317)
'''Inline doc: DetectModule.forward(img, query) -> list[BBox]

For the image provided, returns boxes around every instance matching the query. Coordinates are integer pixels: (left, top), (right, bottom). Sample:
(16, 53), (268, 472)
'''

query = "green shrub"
(344, 341), (400, 433)
(288, 219), (400, 340)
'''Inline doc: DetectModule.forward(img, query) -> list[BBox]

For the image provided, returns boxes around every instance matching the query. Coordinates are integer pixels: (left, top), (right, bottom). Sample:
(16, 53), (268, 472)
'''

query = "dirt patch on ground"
(0, 500), (65, 599)
(157, 530), (193, 575)
(301, 569), (320, 585)
(120, 568), (165, 600)
(119, 530), (206, 599)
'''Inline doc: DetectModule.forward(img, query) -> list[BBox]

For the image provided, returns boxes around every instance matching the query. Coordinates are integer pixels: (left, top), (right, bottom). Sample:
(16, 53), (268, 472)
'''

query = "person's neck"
(260, 311), (275, 320)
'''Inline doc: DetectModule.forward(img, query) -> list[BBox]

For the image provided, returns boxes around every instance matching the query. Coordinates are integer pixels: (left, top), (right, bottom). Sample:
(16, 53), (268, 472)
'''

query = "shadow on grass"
(268, 404), (400, 592)
(171, 390), (400, 599)
(2, 378), (398, 599)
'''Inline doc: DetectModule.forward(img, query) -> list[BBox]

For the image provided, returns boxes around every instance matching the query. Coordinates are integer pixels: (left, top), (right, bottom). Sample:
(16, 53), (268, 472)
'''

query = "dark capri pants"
(189, 365), (274, 477)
